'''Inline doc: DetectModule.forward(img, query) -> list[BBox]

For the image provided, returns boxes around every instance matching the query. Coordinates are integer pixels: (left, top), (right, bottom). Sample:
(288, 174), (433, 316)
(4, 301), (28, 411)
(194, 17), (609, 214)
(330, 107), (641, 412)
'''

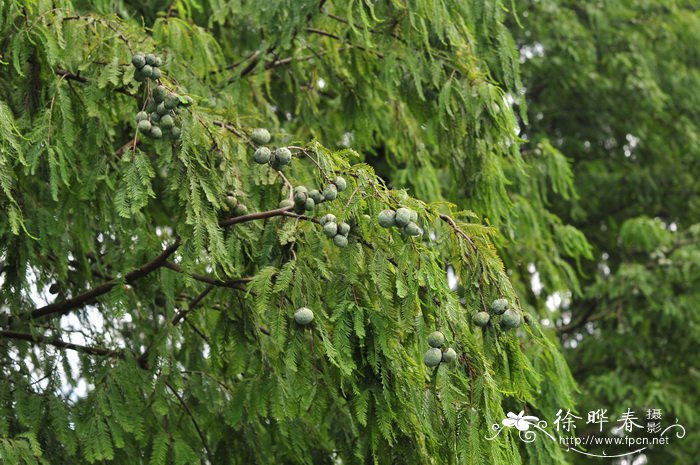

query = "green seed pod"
(150, 125), (162, 139)
(150, 67), (161, 79)
(333, 234), (348, 248)
(137, 119), (152, 133)
(441, 347), (458, 364)
(153, 56), (162, 67)
(141, 64), (153, 77)
(323, 184), (338, 201)
(337, 222), (350, 236)
(234, 204), (249, 216)
(409, 209), (418, 223)
(133, 68), (146, 82)
(153, 85), (167, 103)
(170, 127), (181, 139)
(225, 195), (238, 208)
(180, 95), (194, 107)
(309, 189), (323, 203)
(164, 93), (179, 109)
(136, 111), (149, 122)
(159, 114), (175, 129)
(294, 307), (314, 325)
(323, 222), (338, 237)
(428, 331), (445, 348)
(251, 128), (271, 145)
(491, 298), (508, 315)
(275, 147), (292, 165)
(473, 311), (490, 327)
(294, 185), (308, 195)
(145, 54), (158, 65)
(304, 198), (315, 211)
(333, 176), (347, 192)
(156, 102), (169, 115)
(395, 208), (412, 227)
(146, 101), (157, 113)
(423, 348), (442, 367)
(378, 210), (396, 228)
(253, 147), (272, 164)
(319, 214), (336, 226)
(502, 309), (521, 329)
(131, 54), (146, 68)
(403, 221), (422, 237)
(279, 199), (294, 209)
(294, 191), (308, 206)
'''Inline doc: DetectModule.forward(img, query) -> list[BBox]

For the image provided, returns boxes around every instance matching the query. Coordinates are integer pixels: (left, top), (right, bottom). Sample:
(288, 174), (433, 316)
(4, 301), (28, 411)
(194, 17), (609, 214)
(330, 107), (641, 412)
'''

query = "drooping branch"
(163, 262), (250, 290)
(0, 329), (123, 357)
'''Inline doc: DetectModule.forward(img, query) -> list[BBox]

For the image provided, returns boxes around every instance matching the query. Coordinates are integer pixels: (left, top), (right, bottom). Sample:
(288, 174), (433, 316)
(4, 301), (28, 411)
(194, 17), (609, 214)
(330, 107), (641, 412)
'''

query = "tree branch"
(163, 262), (251, 290)
(0, 330), (122, 357)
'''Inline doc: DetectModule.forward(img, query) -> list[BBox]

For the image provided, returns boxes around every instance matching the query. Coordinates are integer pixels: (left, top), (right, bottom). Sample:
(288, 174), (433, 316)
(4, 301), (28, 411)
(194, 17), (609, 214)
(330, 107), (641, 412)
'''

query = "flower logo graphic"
(502, 411), (540, 431)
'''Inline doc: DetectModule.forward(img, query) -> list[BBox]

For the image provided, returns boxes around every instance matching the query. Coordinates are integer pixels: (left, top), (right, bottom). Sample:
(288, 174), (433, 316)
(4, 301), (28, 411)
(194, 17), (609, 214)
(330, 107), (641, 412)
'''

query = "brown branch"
(163, 262), (250, 290)
(0, 330), (122, 357)
(30, 238), (181, 320)
(218, 205), (295, 228)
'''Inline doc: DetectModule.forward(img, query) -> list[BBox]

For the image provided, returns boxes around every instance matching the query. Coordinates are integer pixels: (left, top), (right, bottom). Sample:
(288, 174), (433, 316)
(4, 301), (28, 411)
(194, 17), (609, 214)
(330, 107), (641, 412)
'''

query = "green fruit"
(137, 120), (152, 132)
(253, 147), (271, 164)
(337, 222), (350, 236)
(424, 348), (442, 367)
(319, 214), (336, 226)
(309, 189), (323, 203)
(279, 199), (294, 208)
(234, 204), (248, 216)
(251, 128), (271, 145)
(141, 64), (153, 77)
(225, 195), (238, 208)
(153, 56), (162, 67)
(156, 102), (169, 115)
(304, 198), (315, 211)
(170, 127), (181, 139)
(164, 93), (179, 109)
(323, 222), (338, 237)
(150, 67), (161, 79)
(395, 208), (411, 227)
(294, 191), (308, 206)
(294, 185), (308, 195)
(491, 298), (508, 315)
(150, 126), (163, 139)
(428, 331), (445, 348)
(275, 147), (292, 165)
(502, 309), (521, 329)
(323, 184), (338, 201)
(146, 101), (157, 113)
(159, 114), (175, 129)
(180, 95), (194, 107)
(441, 347), (457, 364)
(378, 210), (396, 228)
(150, 112), (161, 123)
(131, 54), (146, 68)
(145, 54), (158, 65)
(473, 311), (490, 327)
(409, 210), (418, 223)
(153, 85), (167, 102)
(294, 307), (314, 325)
(403, 222), (422, 237)
(136, 111), (149, 122)
(333, 234), (348, 248)
(333, 176), (347, 192)
(133, 68), (146, 82)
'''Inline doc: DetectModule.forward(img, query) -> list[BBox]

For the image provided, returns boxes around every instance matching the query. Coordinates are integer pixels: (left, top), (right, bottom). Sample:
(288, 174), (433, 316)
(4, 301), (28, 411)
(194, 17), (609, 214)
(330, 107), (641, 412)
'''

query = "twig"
(163, 380), (213, 464)
(0, 330), (122, 357)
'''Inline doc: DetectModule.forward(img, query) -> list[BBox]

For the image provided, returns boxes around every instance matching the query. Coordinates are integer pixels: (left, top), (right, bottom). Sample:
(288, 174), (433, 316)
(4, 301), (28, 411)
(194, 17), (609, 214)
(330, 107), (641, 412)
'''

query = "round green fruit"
(502, 309), (521, 329)
(294, 307), (314, 325)
(275, 147), (292, 165)
(136, 111), (149, 122)
(225, 195), (238, 208)
(150, 112), (161, 123)
(323, 184), (338, 201)
(319, 214), (336, 226)
(153, 56), (162, 67)
(491, 298), (508, 315)
(251, 128), (271, 145)
(137, 120), (152, 133)
(323, 222), (338, 237)
(133, 68), (146, 82)
(234, 204), (249, 216)
(294, 191), (308, 206)
(337, 222), (350, 236)
(180, 95), (194, 107)
(304, 198), (315, 211)
(131, 54), (146, 68)
(441, 347), (457, 364)
(150, 67), (161, 79)
(164, 93), (179, 109)
(170, 127), (181, 139)
(309, 189), (323, 203)
(141, 64), (153, 77)
(473, 311), (490, 327)
(156, 102), (169, 115)
(150, 126), (162, 139)
(378, 210), (396, 228)
(409, 210), (418, 222)
(279, 199), (294, 209)
(333, 235), (348, 248)
(403, 222), (422, 237)
(333, 176), (347, 192)
(395, 208), (412, 227)
(145, 54), (158, 65)
(428, 331), (445, 348)
(424, 348), (442, 367)
(153, 85), (167, 102)
(253, 147), (272, 164)
(159, 114), (175, 129)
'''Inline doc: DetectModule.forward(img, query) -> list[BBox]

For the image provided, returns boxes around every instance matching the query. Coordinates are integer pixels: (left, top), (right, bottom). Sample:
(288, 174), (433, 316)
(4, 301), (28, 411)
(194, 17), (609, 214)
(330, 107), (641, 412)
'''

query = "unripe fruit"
(275, 147), (292, 165)
(428, 331), (445, 348)
(441, 347), (457, 364)
(279, 199), (294, 209)
(409, 210), (418, 223)
(502, 309), (521, 329)
(153, 85), (167, 102)
(319, 214), (336, 226)
(473, 311), (490, 327)
(337, 222), (350, 236)
(150, 112), (161, 123)
(156, 102), (169, 115)
(137, 119), (152, 133)
(164, 93), (179, 109)
(136, 111), (149, 122)
(333, 176), (347, 192)
(180, 95), (194, 107)
(234, 204), (248, 216)
(294, 307), (314, 325)
(133, 68), (146, 82)
(131, 54), (146, 68)
(253, 147), (272, 164)
(146, 54), (157, 65)
(251, 128), (271, 145)
(225, 195), (238, 208)
(309, 189), (323, 203)
(294, 191), (308, 206)
(150, 67), (161, 79)
(424, 348), (442, 367)
(491, 298), (508, 315)
(141, 64), (153, 77)
(323, 222), (338, 237)
(170, 127), (181, 139)
(159, 114), (175, 129)
(153, 56), (162, 67)
(304, 198), (315, 211)
(378, 210), (396, 228)
(333, 234), (348, 248)
(294, 185), (308, 195)
(395, 208), (412, 227)
(403, 222), (422, 237)
(150, 126), (162, 139)
(323, 184), (338, 201)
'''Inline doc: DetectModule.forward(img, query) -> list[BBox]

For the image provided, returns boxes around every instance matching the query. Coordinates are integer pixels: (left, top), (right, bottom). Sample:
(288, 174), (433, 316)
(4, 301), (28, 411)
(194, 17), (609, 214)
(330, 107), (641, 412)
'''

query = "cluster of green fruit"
(223, 194), (248, 216)
(294, 307), (314, 325)
(423, 331), (458, 367)
(472, 298), (521, 330)
(250, 128), (293, 169)
(319, 214), (350, 248)
(131, 52), (162, 81)
(378, 207), (422, 237)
